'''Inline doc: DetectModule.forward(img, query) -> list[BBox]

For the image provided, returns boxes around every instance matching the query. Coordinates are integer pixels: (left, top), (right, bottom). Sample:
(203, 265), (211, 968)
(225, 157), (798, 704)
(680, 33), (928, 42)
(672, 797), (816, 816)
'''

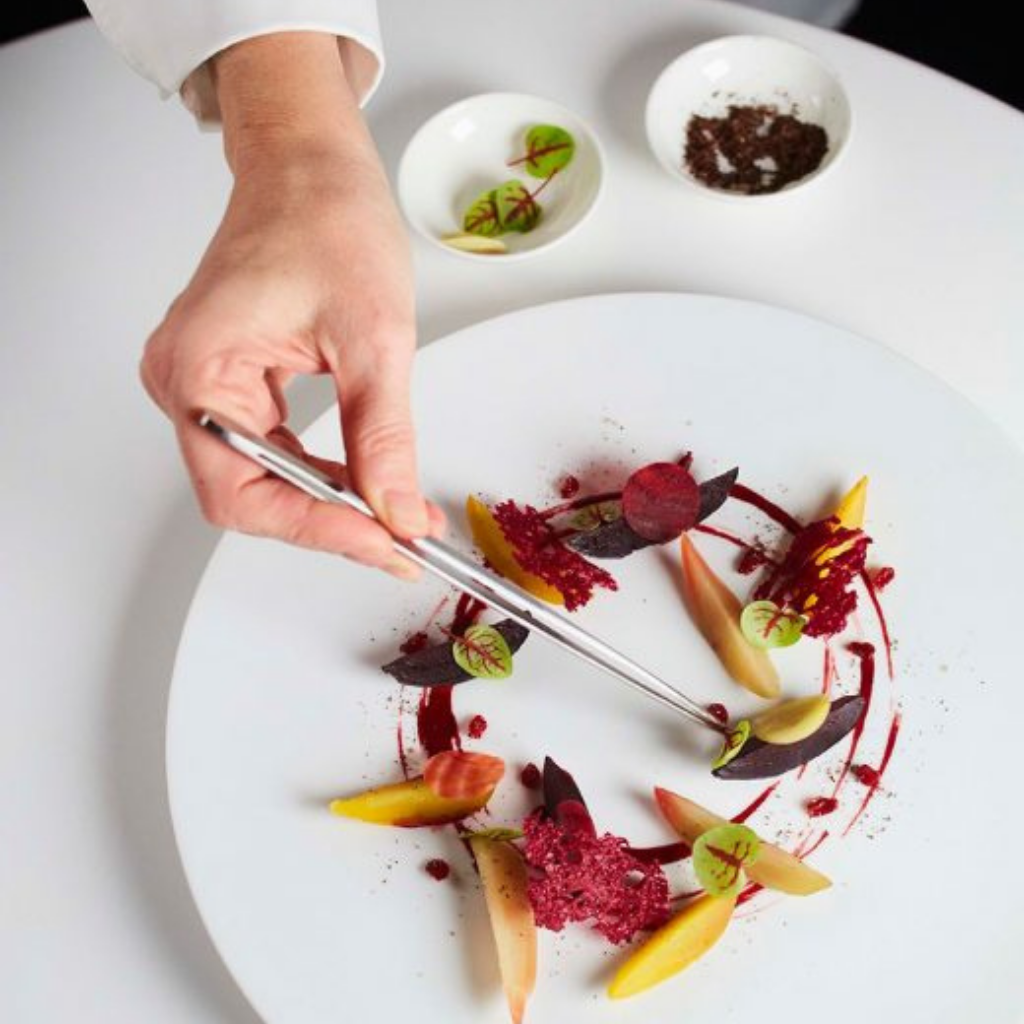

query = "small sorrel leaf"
(711, 719), (751, 771)
(621, 461), (701, 542)
(567, 517), (652, 559)
(382, 620), (528, 686)
(494, 179), (542, 233)
(697, 467), (739, 522)
(452, 624), (514, 680)
(740, 600), (806, 650)
(509, 124), (576, 178)
(463, 187), (503, 237)
(458, 826), (524, 842)
(713, 695), (865, 780)
(568, 500), (622, 531)
(693, 823), (761, 897)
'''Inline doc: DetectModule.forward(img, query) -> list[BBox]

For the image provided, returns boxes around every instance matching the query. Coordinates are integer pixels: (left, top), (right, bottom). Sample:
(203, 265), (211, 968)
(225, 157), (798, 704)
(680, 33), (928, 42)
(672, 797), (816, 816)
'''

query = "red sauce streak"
(842, 712), (901, 836)
(796, 830), (829, 859)
(706, 702), (729, 724)
(624, 841), (692, 866)
(821, 644), (836, 696)
(737, 881), (764, 906)
(425, 858), (450, 881)
(860, 569), (895, 680)
(731, 781), (780, 824)
(466, 714), (488, 739)
(417, 686), (462, 758)
(558, 474), (581, 499)
(831, 642), (876, 797)
(451, 593), (486, 636)
(730, 482), (801, 534)
(396, 710), (410, 780)
(519, 762), (542, 789)
(806, 796), (838, 818)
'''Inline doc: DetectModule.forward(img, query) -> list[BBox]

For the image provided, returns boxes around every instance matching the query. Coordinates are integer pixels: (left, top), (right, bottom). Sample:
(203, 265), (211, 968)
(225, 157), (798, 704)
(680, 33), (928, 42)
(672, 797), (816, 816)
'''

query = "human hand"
(141, 33), (443, 578)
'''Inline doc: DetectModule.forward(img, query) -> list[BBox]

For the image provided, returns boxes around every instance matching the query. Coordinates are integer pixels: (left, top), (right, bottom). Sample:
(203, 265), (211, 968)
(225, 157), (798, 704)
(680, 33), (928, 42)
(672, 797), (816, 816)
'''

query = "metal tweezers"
(199, 413), (725, 735)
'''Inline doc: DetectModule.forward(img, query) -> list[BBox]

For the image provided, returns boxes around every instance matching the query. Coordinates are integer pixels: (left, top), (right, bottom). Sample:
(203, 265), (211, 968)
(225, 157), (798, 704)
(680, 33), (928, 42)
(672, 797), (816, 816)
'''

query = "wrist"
(213, 32), (370, 179)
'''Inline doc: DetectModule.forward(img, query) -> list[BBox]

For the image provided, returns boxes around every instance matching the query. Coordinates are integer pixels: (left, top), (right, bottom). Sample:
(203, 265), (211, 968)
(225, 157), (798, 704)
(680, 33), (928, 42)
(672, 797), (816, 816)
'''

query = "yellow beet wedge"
(329, 777), (495, 827)
(654, 788), (831, 896)
(608, 894), (735, 1000)
(470, 837), (537, 1024)
(679, 535), (780, 699)
(751, 694), (831, 745)
(834, 475), (868, 530)
(466, 496), (564, 605)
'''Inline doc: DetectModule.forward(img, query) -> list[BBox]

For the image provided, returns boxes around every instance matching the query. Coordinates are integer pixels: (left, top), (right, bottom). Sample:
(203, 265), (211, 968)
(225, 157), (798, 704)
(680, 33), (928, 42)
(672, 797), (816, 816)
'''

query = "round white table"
(2, 2), (1021, 1020)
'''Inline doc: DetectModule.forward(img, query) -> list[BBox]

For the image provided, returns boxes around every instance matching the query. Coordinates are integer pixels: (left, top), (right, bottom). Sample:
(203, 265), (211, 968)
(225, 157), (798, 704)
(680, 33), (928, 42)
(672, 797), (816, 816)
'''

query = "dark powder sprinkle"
(424, 858), (451, 881)
(684, 104), (829, 195)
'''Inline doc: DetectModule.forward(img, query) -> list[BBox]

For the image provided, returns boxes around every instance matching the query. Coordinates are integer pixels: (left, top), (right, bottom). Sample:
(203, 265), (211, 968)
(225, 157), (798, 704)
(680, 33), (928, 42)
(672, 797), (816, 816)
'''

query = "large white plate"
(168, 294), (1024, 1024)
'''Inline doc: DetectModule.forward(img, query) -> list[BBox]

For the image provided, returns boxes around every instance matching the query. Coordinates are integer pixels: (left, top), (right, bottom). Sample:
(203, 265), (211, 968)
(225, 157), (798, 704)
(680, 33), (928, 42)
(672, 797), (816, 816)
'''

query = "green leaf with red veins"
(452, 624), (514, 680)
(494, 179), (542, 233)
(463, 188), (503, 237)
(459, 827), (524, 842)
(711, 719), (751, 771)
(516, 124), (576, 178)
(693, 823), (761, 897)
(740, 600), (806, 649)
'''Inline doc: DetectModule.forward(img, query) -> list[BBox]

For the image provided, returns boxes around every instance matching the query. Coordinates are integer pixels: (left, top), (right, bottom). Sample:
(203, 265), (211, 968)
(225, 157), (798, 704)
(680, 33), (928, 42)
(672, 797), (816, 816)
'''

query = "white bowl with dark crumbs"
(645, 35), (852, 198)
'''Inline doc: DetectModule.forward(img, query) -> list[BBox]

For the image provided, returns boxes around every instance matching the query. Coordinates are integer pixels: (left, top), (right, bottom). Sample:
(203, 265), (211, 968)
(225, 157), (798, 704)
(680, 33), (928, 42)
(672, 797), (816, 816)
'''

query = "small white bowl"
(397, 92), (604, 262)
(645, 35), (852, 199)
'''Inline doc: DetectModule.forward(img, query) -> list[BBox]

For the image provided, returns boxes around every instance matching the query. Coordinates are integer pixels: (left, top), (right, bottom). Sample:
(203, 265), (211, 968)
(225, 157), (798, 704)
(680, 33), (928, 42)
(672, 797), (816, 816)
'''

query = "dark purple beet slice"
(697, 467), (739, 523)
(712, 695), (865, 780)
(621, 462), (701, 542)
(542, 756), (595, 832)
(381, 619), (528, 686)
(566, 517), (653, 559)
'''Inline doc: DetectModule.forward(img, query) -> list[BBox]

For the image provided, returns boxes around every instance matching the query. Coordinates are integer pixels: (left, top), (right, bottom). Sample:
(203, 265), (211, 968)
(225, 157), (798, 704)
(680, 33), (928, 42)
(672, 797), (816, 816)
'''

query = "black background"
(2, 2), (1020, 111)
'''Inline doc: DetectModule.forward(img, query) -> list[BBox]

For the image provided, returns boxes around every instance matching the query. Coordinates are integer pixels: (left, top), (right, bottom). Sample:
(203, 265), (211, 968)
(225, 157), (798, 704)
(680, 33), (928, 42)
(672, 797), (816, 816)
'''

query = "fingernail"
(382, 490), (429, 538)
(384, 555), (421, 582)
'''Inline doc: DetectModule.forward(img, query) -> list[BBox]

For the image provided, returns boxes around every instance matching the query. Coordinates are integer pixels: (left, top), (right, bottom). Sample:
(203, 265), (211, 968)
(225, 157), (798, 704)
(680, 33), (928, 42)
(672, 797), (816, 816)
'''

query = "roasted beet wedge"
(382, 619), (529, 686)
(713, 695), (865, 780)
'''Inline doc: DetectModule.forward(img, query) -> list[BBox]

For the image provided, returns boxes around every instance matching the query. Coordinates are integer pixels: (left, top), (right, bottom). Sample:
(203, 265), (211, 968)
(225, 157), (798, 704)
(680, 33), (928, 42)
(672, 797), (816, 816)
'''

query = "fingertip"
(426, 502), (448, 539)
(380, 489), (430, 539)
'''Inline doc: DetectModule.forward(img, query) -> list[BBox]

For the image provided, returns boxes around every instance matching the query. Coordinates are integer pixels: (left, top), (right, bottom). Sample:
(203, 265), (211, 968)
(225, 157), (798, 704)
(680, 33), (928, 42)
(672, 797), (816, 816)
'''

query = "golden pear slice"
(751, 694), (831, 745)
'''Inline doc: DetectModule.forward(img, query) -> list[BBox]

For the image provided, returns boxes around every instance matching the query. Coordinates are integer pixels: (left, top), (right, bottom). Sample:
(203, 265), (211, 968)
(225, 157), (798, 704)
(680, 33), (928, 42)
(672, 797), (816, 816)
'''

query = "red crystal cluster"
(522, 809), (670, 944)
(491, 500), (617, 611)
(755, 517), (870, 638)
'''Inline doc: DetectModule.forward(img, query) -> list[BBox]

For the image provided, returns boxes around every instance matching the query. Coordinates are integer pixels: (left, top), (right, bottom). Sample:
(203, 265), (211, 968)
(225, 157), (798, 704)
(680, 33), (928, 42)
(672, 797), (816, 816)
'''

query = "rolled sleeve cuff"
(85, 1), (383, 126)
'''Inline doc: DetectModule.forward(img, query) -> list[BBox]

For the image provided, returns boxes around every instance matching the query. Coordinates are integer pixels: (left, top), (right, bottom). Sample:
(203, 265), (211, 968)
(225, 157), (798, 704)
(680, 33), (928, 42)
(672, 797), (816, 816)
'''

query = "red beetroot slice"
(381, 619), (529, 686)
(621, 462), (701, 542)
(523, 810), (670, 944)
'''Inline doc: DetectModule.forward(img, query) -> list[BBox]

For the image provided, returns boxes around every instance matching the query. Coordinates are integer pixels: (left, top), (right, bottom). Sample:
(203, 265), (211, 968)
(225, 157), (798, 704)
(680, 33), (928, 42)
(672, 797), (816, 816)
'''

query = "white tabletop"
(2, 2), (1022, 1021)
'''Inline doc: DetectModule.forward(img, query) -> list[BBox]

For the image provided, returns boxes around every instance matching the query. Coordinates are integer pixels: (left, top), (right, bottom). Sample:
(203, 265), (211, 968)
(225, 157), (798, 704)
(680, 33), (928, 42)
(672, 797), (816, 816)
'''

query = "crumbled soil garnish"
(466, 714), (488, 739)
(425, 858), (451, 881)
(520, 762), (542, 789)
(558, 474), (581, 499)
(806, 796), (839, 818)
(737, 547), (769, 575)
(491, 499), (618, 610)
(684, 104), (829, 195)
(522, 810), (670, 945)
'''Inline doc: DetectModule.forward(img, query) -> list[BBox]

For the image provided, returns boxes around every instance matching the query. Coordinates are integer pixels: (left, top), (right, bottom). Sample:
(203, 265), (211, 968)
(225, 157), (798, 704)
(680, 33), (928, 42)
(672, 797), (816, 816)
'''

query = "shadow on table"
(102, 382), (332, 1024)
(599, 12), (738, 156)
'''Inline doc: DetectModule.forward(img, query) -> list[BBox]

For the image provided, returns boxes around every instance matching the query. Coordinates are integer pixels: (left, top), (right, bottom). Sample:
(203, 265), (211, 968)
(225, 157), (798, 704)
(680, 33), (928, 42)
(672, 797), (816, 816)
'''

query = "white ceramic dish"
(646, 35), (852, 198)
(168, 294), (1024, 1024)
(397, 92), (604, 262)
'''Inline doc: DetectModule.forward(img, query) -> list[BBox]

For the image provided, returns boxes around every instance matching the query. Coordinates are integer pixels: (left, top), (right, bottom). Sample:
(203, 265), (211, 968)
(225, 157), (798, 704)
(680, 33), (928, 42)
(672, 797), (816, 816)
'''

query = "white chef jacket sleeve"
(83, 0), (382, 126)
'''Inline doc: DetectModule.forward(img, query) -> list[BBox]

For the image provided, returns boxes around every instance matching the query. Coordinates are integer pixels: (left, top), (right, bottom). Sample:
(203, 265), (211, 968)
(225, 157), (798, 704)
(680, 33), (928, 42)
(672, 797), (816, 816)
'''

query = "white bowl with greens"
(398, 92), (605, 261)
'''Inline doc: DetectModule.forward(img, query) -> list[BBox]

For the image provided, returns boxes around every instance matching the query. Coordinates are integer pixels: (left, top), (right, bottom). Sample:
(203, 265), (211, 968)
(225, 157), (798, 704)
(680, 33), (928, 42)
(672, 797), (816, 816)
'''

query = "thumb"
(336, 350), (429, 539)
